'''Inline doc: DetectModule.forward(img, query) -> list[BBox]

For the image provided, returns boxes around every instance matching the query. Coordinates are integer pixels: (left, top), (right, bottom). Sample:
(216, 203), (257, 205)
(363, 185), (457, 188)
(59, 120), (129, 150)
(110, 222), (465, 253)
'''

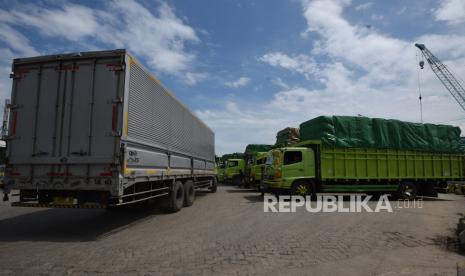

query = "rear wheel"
(183, 180), (195, 207)
(232, 175), (242, 186)
(165, 181), (184, 213)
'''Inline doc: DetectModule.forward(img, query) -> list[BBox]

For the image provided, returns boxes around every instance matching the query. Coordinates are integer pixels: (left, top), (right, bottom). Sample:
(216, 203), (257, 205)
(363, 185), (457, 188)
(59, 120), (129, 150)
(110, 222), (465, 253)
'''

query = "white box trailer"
(5, 49), (217, 211)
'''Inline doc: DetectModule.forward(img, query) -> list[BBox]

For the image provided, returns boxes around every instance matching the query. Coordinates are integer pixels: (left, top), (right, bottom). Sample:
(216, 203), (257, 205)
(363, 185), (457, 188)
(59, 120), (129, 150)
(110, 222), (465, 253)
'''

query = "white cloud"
(271, 77), (289, 89)
(0, 49), (17, 103)
(196, 100), (284, 154)
(304, 1), (406, 62)
(102, 1), (199, 75)
(259, 52), (319, 80)
(370, 14), (384, 21)
(0, 24), (39, 109)
(1, 4), (100, 41)
(184, 72), (208, 85)
(0, 1), (201, 78)
(199, 0), (465, 154)
(396, 6), (407, 15)
(0, 24), (39, 57)
(225, 77), (251, 88)
(416, 34), (465, 59)
(355, 2), (372, 11)
(433, 0), (465, 25)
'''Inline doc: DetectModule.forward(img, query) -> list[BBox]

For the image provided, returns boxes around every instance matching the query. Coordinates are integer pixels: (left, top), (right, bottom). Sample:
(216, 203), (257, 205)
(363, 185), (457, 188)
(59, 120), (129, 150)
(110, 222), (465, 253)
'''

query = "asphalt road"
(0, 186), (464, 275)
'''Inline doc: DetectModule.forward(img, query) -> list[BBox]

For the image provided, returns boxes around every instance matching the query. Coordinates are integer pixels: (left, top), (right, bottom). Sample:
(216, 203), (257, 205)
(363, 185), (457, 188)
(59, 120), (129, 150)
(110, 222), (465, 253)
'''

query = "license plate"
(53, 196), (75, 205)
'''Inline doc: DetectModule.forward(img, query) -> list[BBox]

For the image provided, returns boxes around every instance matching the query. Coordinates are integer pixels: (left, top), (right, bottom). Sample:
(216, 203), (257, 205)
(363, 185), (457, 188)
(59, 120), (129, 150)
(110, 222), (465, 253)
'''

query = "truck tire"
(232, 175), (241, 186)
(257, 182), (262, 193)
(395, 182), (417, 200)
(291, 181), (316, 201)
(183, 180), (195, 207)
(243, 177), (250, 188)
(209, 177), (217, 193)
(165, 181), (184, 213)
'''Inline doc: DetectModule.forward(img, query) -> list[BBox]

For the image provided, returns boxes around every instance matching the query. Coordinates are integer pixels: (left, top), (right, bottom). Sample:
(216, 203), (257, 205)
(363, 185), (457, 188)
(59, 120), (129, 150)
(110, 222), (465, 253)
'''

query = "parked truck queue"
(218, 116), (465, 201)
(3, 50), (465, 212)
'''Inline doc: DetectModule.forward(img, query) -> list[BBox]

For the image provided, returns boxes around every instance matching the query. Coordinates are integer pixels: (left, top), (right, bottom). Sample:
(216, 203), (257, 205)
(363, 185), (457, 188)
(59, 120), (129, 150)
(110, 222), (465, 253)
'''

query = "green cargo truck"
(221, 153), (245, 161)
(250, 152), (268, 190)
(244, 144), (273, 188)
(217, 162), (226, 183)
(224, 159), (245, 186)
(263, 116), (464, 199)
(219, 153), (244, 184)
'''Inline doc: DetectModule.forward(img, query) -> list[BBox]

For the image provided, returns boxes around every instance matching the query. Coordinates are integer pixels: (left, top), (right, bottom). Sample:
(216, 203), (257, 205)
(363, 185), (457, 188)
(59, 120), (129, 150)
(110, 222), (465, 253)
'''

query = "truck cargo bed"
(320, 145), (464, 181)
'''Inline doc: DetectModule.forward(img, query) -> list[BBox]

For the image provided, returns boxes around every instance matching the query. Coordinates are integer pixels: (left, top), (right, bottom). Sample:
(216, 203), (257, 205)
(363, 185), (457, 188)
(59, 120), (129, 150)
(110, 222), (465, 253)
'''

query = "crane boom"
(415, 43), (465, 111)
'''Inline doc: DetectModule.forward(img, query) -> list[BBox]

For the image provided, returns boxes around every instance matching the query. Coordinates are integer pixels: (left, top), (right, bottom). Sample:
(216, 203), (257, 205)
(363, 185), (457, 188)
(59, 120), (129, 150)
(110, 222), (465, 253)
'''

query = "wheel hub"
(296, 185), (308, 196)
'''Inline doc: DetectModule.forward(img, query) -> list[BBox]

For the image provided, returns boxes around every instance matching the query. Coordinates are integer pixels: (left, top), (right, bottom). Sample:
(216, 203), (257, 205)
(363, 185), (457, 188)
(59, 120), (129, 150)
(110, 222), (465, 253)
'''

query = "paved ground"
(0, 186), (464, 275)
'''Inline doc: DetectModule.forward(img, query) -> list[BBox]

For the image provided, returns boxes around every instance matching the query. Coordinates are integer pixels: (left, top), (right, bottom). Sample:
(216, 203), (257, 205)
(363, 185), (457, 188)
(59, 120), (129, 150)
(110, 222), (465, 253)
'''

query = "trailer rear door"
(8, 52), (125, 186)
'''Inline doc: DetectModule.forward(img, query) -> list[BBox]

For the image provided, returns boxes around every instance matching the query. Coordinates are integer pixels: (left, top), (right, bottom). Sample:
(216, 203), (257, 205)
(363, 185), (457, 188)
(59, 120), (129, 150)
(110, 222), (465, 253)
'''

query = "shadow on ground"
(431, 233), (463, 255)
(0, 191), (211, 243)
(243, 195), (264, 203)
(421, 196), (453, 201)
(226, 188), (256, 193)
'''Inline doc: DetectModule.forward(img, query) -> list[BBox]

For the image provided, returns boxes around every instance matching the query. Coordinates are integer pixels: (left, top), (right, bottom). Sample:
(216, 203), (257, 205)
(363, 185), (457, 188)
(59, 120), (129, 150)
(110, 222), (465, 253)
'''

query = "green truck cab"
(263, 140), (464, 199)
(249, 152), (268, 190)
(217, 162), (225, 183)
(263, 145), (315, 196)
(224, 158), (245, 186)
(243, 144), (273, 188)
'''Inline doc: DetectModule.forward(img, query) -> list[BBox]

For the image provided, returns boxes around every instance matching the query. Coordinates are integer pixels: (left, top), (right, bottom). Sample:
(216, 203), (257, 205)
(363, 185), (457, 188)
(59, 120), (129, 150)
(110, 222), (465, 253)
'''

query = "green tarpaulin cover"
(221, 153), (245, 161)
(244, 144), (273, 155)
(299, 116), (462, 153)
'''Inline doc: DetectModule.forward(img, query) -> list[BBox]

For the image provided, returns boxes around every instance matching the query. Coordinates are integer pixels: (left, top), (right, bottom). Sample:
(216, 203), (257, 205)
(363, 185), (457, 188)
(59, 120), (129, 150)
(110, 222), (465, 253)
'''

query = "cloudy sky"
(1, 0), (465, 155)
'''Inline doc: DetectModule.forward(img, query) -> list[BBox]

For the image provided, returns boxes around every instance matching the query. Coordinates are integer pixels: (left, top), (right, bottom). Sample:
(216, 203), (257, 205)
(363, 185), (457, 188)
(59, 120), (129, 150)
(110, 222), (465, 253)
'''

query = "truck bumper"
(11, 201), (106, 209)
(262, 180), (288, 194)
(12, 188), (112, 208)
(6, 176), (120, 196)
(224, 174), (241, 185)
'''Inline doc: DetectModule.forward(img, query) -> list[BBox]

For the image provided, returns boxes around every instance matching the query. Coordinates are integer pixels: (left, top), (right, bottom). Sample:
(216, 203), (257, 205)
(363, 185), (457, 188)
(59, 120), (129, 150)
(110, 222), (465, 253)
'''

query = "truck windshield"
(266, 150), (282, 166)
(266, 153), (273, 165)
(228, 161), (238, 167)
(256, 158), (266, 165)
